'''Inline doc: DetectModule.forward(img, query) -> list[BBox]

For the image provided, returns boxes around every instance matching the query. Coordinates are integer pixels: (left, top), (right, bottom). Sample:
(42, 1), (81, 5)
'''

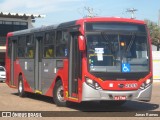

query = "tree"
(145, 19), (160, 50)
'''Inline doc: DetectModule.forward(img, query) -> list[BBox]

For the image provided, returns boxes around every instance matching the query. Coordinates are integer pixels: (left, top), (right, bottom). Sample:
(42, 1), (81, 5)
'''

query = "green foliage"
(145, 19), (160, 46)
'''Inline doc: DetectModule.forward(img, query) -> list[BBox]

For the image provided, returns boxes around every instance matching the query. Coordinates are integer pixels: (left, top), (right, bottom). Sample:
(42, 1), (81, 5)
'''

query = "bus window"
(44, 33), (50, 44)
(7, 37), (12, 58)
(56, 31), (63, 44)
(43, 31), (55, 58)
(17, 36), (26, 58)
(56, 44), (66, 57)
(26, 35), (34, 45)
(25, 35), (35, 58)
(17, 47), (25, 58)
(26, 47), (34, 58)
(18, 36), (26, 46)
(56, 31), (69, 57)
(44, 32), (55, 44)
(44, 45), (54, 58)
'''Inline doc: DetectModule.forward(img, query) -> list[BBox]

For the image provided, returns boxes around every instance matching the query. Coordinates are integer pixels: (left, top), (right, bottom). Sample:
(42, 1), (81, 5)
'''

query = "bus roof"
(7, 17), (145, 37)
(77, 17), (145, 24)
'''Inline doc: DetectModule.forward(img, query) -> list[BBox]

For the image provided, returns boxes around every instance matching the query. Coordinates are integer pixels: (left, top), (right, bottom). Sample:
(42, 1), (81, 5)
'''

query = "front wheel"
(53, 80), (67, 107)
(18, 75), (26, 97)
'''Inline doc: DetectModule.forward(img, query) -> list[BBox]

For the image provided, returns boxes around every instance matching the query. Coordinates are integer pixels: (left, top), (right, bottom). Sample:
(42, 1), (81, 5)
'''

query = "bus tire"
(53, 80), (66, 107)
(18, 75), (26, 97)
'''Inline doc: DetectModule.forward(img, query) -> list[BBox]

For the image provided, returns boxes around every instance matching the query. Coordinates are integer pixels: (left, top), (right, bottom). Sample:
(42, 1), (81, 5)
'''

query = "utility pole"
(126, 8), (137, 19)
(84, 6), (96, 18)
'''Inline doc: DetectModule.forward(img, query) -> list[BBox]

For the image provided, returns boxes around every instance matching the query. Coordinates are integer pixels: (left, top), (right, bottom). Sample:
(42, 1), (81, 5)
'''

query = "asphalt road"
(0, 81), (160, 119)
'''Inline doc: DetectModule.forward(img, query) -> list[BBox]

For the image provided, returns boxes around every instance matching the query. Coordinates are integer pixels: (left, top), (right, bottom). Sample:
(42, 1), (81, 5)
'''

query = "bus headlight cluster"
(140, 79), (152, 90)
(85, 78), (102, 90)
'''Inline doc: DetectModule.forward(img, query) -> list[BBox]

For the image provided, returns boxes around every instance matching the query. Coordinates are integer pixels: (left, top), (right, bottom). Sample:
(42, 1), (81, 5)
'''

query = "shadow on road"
(12, 92), (53, 104)
(12, 92), (159, 112)
(67, 101), (159, 112)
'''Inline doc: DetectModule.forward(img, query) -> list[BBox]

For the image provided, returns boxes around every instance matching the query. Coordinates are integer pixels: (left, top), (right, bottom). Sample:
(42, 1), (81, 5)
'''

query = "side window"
(43, 31), (55, 58)
(26, 35), (35, 58)
(7, 37), (12, 58)
(17, 36), (26, 58)
(56, 31), (69, 57)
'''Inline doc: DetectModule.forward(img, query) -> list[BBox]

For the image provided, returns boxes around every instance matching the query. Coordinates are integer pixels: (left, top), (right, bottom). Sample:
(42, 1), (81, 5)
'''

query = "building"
(0, 12), (45, 66)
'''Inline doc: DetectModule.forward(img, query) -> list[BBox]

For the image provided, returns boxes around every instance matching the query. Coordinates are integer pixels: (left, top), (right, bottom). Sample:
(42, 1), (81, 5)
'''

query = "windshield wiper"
(101, 32), (113, 52)
(126, 33), (136, 54)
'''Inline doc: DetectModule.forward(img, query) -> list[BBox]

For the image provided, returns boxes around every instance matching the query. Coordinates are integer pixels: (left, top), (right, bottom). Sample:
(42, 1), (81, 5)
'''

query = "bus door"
(68, 32), (82, 99)
(24, 34), (35, 91)
(34, 33), (43, 93)
(10, 38), (17, 86)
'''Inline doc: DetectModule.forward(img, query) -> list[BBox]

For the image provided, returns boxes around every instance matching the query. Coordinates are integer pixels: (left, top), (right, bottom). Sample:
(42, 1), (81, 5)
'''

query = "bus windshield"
(86, 23), (149, 73)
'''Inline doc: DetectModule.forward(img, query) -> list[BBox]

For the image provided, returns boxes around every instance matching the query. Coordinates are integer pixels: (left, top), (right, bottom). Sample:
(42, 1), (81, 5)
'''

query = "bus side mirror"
(78, 35), (86, 51)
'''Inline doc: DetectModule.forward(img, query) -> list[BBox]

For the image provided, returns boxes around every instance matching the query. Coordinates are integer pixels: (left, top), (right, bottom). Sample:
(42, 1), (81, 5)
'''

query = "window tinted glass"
(56, 31), (69, 57)
(43, 31), (55, 58)
(18, 36), (26, 46)
(86, 33), (149, 73)
(26, 47), (34, 58)
(17, 36), (26, 58)
(17, 47), (25, 57)
(44, 45), (54, 58)
(7, 38), (12, 58)
(26, 35), (34, 45)
(44, 32), (55, 44)
(25, 35), (35, 58)
(86, 22), (146, 33)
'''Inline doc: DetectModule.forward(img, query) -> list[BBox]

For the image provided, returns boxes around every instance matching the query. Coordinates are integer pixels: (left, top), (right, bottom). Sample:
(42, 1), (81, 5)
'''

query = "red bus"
(6, 17), (152, 106)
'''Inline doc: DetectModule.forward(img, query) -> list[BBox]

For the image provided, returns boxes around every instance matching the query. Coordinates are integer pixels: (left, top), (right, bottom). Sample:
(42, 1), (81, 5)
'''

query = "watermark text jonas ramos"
(135, 112), (159, 117)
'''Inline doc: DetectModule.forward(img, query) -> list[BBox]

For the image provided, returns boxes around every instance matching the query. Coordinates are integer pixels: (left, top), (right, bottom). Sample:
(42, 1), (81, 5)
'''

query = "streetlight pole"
(126, 8), (137, 19)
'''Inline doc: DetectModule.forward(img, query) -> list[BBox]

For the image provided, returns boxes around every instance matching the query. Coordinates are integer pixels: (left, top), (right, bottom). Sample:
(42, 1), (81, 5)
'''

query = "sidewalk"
(153, 79), (160, 83)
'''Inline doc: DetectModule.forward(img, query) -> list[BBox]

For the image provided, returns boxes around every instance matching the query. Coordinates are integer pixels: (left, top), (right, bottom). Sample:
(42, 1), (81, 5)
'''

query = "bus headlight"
(85, 78), (102, 90)
(140, 79), (152, 90)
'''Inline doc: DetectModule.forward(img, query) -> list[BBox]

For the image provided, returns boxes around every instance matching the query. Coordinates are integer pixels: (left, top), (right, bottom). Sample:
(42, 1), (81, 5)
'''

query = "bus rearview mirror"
(78, 35), (86, 51)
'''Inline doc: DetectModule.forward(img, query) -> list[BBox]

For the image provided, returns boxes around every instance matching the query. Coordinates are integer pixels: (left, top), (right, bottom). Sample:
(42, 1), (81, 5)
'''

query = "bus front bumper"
(82, 83), (152, 102)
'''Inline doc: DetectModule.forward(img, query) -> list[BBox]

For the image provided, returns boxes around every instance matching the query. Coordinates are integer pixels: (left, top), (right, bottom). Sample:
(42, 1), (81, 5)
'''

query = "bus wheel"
(53, 80), (66, 107)
(18, 75), (26, 97)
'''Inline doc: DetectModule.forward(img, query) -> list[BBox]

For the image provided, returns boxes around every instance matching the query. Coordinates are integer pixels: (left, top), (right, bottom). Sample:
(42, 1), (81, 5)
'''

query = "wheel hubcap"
(19, 81), (23, 93)
(57, 86), (65, 102)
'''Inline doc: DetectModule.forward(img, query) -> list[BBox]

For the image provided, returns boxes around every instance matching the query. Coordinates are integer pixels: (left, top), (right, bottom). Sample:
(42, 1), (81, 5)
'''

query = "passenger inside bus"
(45, 47), (54, 58)
(117, 39), (137, 59)
(28, 49), (34, 58)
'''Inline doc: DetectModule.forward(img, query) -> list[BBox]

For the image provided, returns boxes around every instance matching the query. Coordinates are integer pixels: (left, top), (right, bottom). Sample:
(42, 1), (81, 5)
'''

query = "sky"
(0, 0), (159, 27)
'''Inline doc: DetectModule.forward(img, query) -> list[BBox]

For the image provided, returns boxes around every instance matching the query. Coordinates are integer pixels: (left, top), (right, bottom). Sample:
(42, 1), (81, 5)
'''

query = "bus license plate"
(114, 96), (126, 100)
